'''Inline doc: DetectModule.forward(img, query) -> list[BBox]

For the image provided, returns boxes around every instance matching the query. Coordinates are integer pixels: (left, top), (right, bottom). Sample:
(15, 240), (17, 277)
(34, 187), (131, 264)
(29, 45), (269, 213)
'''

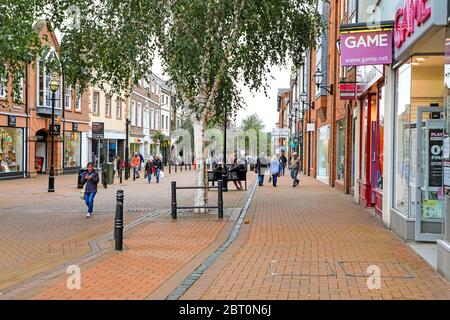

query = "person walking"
(145, 158), (155, 183)
(153, 155), (164, 183)
(114, 155), (121, 178)
(132, 154), (140, 179)
(270, 155), (280, 187)
(290, 152), (300, 187)
(255, 152), (268, 187)
(280, 152), (287, 176)
(81, 162), (99, 218)
(138, 153), (144, 171)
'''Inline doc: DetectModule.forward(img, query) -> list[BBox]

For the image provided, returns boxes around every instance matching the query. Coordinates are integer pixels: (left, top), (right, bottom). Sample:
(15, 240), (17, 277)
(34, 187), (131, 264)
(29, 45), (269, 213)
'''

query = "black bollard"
(189, 164), (192, 171)
(218, 180), (224, 219)
(171, 181), (177, 220)
(175, 165), (177, 173)
(114, 190), (124, 251)
(180, 164), (183, 172)
(169, 163), (171, 174)
(185, 164), (187, 171)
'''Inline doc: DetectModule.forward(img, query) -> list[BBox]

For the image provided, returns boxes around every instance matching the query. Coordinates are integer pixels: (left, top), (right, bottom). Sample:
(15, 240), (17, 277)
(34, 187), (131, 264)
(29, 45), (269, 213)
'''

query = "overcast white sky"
(152, 55), (290, 132)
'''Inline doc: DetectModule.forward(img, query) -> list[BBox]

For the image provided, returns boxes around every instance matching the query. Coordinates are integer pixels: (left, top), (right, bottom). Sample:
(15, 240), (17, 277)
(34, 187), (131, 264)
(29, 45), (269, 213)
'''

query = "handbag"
(159, 170), (165, 179)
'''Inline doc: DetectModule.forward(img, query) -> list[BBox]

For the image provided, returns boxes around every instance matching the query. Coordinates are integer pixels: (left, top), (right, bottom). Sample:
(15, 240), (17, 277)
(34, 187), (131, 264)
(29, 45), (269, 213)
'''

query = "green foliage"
(241, 113), (265, 133)
(1, 0), (322, 121)
(152, 130), (167, 144)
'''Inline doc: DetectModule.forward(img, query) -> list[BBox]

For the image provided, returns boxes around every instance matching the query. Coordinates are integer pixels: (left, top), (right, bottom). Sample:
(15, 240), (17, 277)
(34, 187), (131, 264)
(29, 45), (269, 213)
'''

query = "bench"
(207, 168), (247, 190)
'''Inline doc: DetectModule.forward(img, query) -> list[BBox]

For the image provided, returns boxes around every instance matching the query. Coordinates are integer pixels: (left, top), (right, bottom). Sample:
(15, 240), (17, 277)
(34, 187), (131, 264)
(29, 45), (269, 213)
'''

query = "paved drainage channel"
(166, 181), (258, 300)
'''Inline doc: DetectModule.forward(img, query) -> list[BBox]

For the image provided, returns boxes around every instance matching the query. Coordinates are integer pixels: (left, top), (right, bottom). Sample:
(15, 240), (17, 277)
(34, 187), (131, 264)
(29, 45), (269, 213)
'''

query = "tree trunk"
(192, 112), (208, 212)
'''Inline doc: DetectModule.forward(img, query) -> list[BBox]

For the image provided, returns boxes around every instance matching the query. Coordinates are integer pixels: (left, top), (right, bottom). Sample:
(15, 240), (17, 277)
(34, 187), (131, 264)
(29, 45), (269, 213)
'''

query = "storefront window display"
(336, 119), (345, 181)
(377, 85), (385, 190)
(394, 56), (445, 219)
(0, 127), (23, 173)
(317, 125), (330, 183)
(64, 131), (81, 168)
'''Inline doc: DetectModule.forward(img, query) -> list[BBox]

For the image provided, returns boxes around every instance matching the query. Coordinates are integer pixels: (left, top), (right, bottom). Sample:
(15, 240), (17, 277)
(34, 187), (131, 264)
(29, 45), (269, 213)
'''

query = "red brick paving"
(182, 175), (450, 300)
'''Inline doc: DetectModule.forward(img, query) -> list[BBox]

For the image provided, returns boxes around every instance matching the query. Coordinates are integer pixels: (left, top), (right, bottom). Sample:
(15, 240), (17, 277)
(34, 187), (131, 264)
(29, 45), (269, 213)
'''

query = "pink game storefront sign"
(340, 31), (393, 67)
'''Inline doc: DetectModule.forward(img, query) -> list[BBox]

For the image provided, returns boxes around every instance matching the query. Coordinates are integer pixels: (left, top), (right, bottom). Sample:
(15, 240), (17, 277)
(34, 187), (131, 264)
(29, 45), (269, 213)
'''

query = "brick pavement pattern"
(0, 170), (214, 291)
(182, 175), (450, 300)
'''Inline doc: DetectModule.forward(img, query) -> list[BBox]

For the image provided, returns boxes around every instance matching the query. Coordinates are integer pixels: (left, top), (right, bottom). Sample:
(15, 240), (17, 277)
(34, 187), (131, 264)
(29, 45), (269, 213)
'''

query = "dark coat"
(255, 156), (268, 175)
(81, 170), (99, 193)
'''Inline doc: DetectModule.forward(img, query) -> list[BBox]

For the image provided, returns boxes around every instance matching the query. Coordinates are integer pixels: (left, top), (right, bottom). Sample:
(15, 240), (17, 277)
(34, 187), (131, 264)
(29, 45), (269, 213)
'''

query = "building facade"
(0, 20), (90, 179)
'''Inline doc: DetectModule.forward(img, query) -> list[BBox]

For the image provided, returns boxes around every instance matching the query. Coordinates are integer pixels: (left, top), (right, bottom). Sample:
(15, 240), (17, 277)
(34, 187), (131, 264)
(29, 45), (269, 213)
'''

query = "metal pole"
(125, 120), (130, 180)
(218, 180), (224, 219)
(180, 163), (183, 172)
(119, 168), (123, 184)
(223, 108), (228, 192)
(114, 190), (124, 251)
(48, 91), (56, 192)
(171, 181), (177, 220)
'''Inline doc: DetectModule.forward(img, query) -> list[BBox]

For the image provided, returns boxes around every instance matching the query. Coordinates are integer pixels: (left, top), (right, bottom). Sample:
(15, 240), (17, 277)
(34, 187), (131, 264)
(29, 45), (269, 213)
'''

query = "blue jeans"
(84, 192), (96, 214)
(156, 168), (161, 183)
(147, 171), (152, 182)
(281, 164), (286, 176)
(290, 169), (299, 186)
(272, 174), (278, 186)
(258, 175), (264, 185)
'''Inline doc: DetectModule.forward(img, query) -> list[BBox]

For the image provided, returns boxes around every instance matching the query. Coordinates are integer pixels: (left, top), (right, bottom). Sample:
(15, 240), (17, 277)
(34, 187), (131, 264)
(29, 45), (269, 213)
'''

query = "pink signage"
(394, 0), (432, 49)
(340, 31), (393, 67)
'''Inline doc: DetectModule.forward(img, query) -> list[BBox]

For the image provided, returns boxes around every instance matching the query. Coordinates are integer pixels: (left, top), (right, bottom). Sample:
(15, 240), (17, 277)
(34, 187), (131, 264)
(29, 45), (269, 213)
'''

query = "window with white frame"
(12, 69), (24, 104)
(151, 80), (155, 94)
(165, 115), (168, 131)
(37, 49), (61, 109)
(116, 97), (122, 119)
(105, 95), (112, 117)
(131, 100), (136, 126)
(92, 91), (99, 114)
(64, 84), (72, 110)
(0, 65), (6, 98)
(137, 102), (142, 127)
(150, 108), (154, 129)
(75, 85), (82, 112)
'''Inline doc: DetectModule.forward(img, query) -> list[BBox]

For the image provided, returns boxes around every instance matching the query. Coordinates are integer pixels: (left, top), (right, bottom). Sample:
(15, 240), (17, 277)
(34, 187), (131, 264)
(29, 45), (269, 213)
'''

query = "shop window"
(137, 102), (142, 127)
(0, 127), (23, 173)
(64, 131), (81, 168)
(336, 119), (346, 181)
(377, 85), (385, 190)
(131, 100), (136, 126)
(393, 56), (445, 218)
(317, 125), (330, 183)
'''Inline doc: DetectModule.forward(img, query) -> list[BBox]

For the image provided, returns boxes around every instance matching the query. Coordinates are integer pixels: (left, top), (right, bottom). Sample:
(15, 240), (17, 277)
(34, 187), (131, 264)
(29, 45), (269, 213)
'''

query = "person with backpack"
(81, 162), (100, 218)
(280, 152), (287, 176)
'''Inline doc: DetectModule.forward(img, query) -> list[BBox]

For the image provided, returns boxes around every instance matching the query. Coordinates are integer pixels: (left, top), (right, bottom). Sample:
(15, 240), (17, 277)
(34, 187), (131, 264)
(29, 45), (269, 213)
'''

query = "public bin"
(101, 163), (115, 185)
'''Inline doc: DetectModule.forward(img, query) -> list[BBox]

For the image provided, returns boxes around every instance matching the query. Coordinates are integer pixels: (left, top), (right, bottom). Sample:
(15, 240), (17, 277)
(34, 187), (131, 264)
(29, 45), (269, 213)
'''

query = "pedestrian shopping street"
(0, 171), (448, 300)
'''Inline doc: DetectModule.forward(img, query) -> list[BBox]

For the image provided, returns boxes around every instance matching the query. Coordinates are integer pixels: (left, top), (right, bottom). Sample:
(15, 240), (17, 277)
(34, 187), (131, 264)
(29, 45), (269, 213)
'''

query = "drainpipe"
(25, 63), (29, 178)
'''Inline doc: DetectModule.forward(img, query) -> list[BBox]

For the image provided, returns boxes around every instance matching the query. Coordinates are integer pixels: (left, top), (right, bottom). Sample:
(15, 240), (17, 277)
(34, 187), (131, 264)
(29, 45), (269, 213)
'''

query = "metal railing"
(171, 180), (224, 220)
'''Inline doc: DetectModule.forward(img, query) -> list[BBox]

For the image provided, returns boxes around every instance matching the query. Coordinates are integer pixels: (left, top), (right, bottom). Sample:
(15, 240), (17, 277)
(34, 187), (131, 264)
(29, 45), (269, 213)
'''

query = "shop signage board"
(394, 0), (448, 61)
(307, 123), (315, 132)
(72, 122), (78, 132)
(49, 124), (61, 136)
(340, 31), (392, 67)
(339, 83), (357, 100)
(429, 128), (444, 187)
(272, 128), (290, 139)
(92, 122), (104, 139)
(8, 115), (16, 127)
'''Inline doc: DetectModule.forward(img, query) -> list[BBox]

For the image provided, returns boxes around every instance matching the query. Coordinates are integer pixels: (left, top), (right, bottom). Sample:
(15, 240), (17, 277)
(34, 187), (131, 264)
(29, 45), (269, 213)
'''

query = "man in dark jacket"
(255, 153), (268, 186)
(153, 156), (164, 183)
(280, 153), (287, 176)
(81, 162), (99, 218)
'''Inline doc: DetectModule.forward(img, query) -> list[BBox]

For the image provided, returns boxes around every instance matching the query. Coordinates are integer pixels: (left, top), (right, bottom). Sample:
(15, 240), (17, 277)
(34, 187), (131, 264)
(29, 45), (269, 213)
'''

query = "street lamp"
(314, 69), (334, 95)
(48, 76), (59, 192)
(222, 106), (229, 192)
(125, 119), (131, 180)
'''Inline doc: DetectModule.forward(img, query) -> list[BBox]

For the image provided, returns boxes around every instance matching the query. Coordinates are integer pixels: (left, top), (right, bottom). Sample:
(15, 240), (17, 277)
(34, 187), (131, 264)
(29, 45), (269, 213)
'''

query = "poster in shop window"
(429, 129), (444, 187)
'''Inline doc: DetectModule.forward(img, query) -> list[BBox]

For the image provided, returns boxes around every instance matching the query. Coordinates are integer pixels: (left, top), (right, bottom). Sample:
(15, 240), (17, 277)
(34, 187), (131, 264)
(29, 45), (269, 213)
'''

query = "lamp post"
(222, 106), (228, 192)
(48, 77), (60, 193)
(293, 100), (301, 156)
(314, 69), (334, 95)
(125, 119), (130, 180)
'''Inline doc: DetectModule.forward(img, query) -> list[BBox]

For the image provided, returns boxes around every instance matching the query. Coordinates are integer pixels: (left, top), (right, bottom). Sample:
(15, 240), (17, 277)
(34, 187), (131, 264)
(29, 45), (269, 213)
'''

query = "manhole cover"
(338, 261), (414, 279)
